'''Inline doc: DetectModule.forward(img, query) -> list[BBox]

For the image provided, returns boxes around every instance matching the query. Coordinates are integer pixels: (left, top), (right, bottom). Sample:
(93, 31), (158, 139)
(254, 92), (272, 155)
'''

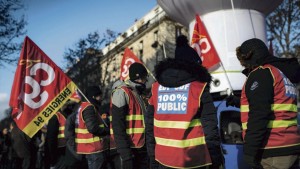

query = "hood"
(112, 80), (124, 90)
(154, 58), (212, 88)
(262, 56), (300, 84)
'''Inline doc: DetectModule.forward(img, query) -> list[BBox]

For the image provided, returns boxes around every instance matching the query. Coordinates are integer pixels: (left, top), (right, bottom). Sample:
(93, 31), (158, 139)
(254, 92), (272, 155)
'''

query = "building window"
(175, 26), (182, 39)
(139, 41), (143, 57)
(154, 30), (158, 41)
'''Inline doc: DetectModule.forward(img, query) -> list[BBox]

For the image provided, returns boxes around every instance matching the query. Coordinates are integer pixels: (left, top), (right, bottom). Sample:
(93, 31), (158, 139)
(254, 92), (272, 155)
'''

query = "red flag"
(9, 36), (77, 137)
(120, 47), (143, 81)
(191, 14), (221, 69)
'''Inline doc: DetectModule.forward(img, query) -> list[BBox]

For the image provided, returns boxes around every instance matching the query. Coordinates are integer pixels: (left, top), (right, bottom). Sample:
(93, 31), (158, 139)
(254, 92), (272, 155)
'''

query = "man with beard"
(145, 35), (224, 169)
(110, 63), (149, 169)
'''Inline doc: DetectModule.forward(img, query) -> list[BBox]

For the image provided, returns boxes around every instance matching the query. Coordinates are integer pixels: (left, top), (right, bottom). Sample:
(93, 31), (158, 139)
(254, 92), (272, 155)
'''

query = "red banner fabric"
(120, 47), (143, 81)
(9, 36), (77, 138)
(191, 14), (221, 70)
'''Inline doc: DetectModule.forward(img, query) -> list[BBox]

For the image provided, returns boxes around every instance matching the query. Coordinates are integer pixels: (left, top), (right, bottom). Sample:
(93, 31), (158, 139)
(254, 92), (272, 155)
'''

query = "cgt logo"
(191, 36), (211, 62)
(20, 61), (55, 109)
(121, 58), (135, 78)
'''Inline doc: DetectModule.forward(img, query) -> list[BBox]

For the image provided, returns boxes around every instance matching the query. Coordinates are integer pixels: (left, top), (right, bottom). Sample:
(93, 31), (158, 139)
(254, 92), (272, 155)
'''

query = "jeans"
(85, 150), (108, 169)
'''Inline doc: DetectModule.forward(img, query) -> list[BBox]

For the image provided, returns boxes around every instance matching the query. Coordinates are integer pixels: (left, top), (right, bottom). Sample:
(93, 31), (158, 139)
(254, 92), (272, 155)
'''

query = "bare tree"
(0, 0), (27, 67)
(64, 29), (117, 93)
(63, 30), (117, 70)
(266, 0), (300, 60)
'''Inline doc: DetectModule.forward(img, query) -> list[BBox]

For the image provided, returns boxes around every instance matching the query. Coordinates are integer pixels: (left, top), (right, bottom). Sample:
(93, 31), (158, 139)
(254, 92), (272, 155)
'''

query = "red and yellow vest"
(110, 86), (145, 149)
(241, 64), (300, 149)
(149, 81), (212, 168)
(55, 112), (66, 148)
(75, 102), (109, 154)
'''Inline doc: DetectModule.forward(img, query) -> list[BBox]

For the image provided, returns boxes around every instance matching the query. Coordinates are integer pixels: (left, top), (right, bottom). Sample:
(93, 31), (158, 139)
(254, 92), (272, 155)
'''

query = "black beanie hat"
(86, 86), (102, 98)
(129, 62), (148, 81)
(175, 35), (202, 64)
(237, 38), (270, 66)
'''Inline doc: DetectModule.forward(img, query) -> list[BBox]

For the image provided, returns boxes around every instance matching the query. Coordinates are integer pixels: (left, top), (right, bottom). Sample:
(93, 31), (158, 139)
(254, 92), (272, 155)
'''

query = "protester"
(236, 38), (300, 169)
(0, 127), (11, 169)
(64, 111), (88, 169)
(35, 127), (46, 169)
(74, 86), (110, 169)
(145, 35), (224, 169)
(46, 99), (79, 169)
(10, 120), (37, 169)
(110, 63), (149, 169)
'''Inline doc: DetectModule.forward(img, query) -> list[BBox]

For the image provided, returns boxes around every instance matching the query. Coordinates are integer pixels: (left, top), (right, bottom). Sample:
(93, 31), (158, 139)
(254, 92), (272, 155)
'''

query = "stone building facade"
(99, 6), (188, 103)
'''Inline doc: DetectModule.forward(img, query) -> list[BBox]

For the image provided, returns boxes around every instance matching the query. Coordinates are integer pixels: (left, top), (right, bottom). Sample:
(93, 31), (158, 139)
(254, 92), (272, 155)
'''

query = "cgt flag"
(120, 47), (143, 81)
(191, 14), (220, 70)
(9, 36), (77, 138)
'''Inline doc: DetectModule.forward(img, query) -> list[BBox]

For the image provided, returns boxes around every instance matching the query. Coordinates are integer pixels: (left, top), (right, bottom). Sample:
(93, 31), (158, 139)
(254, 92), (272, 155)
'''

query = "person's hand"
(225, 95), (240, 108)
(121, 157), (133, 169)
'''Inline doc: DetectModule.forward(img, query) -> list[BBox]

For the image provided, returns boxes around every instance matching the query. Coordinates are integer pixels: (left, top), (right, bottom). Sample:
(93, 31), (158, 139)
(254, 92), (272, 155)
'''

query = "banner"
(120, 47), (142, 81)
(191, 14), (221, 70)
(9, 36), (77, 138)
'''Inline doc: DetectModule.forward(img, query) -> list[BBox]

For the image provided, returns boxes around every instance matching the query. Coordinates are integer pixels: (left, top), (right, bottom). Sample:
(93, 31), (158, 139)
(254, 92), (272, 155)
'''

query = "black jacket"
(145, 58), (223, 167)
(82, 104), (110, 137)
(243, 57), (300, 162)
(46, 113), (63, 166)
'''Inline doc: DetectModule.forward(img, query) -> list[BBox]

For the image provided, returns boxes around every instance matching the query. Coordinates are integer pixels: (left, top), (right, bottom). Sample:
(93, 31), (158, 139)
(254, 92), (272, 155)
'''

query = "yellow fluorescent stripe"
(110, 128), (144, 134)
(154, 119), (201, 129)
(242, 119), (297, 129)
(75, 137), (101, 143)
(241, 104), (297, 112)
(75, 125), (105, 134)
(59, 126), (65, 130)
(271, 104), (298, 112)
(155, 136), (206, 148)
(110, 115), (143, 121)
(126, 115), (143, 121)
(58, 134), (65, 138)
(75, 128), (89, 134)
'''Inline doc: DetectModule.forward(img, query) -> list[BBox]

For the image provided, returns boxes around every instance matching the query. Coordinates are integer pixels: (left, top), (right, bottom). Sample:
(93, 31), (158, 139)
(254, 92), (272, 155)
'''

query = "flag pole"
(218, 61), (234, 96)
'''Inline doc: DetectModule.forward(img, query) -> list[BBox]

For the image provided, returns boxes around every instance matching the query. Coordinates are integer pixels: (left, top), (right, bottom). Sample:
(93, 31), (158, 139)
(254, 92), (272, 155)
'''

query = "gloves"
(225, 95), (240, 108)
(121, 157), (133, 169)
(243, 154), (263, 169)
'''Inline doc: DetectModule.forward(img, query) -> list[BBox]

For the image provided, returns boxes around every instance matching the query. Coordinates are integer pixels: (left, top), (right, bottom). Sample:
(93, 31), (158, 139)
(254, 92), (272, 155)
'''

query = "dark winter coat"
(242, 56), (300, 165)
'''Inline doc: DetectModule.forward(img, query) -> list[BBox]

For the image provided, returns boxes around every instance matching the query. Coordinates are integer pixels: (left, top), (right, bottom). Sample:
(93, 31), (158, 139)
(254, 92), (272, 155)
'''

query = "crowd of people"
(0, 36), (300, 169)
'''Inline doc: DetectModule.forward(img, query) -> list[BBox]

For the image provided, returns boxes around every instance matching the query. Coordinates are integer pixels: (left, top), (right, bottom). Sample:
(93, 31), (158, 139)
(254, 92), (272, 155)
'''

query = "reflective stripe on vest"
(151, 82), (212, 168)
(110, 115), (145, 134)
(110, 86), (145, 149)
(75, 102), (108, 154)
(241, 64), (300, 149)
(56, 112), (66, 148)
